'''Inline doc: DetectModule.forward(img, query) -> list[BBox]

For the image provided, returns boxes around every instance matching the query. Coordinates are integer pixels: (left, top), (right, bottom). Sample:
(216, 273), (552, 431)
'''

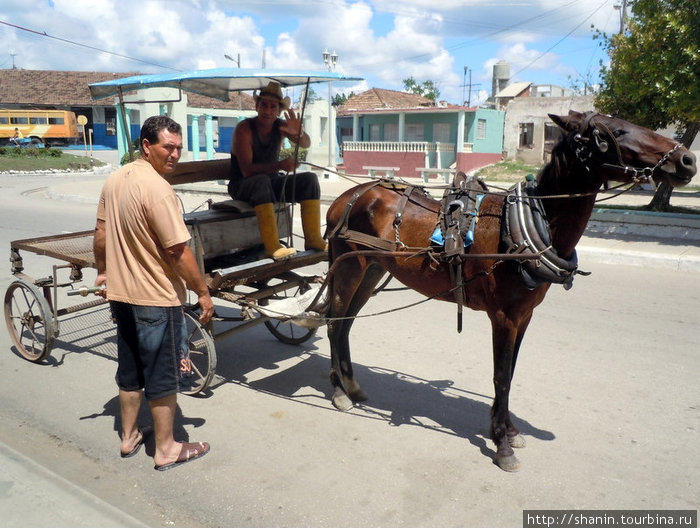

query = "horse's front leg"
(489, 312), (530, 472)
(327, 260), (385, 410)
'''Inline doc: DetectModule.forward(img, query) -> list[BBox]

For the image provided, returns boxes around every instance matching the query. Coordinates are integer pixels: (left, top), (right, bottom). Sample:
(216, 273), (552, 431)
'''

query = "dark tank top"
(229, 118), (282, 185)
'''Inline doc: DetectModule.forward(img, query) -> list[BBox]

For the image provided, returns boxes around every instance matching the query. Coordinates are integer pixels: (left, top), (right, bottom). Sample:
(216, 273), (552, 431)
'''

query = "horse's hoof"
(495, 453), (521, 472)
(332, 393), (354, 411)
(349, 388), (368, 402)
(508, 434), (526, 449)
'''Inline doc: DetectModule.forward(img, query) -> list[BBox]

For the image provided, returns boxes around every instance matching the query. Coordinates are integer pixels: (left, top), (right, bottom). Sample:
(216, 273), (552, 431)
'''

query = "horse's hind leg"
(327, 259), (386, 411)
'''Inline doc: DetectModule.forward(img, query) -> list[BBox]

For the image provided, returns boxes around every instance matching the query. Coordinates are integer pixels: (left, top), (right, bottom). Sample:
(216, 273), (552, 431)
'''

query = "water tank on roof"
(492, 60), (510, 97)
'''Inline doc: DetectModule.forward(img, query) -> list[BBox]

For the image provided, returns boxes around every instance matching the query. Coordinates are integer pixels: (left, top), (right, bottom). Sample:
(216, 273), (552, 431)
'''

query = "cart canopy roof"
(89, 68), (363, 102)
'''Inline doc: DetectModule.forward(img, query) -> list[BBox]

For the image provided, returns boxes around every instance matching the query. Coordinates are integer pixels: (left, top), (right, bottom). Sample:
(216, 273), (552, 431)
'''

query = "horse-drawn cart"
(4, 68), (361, 395)
(5, 169), (329, 394)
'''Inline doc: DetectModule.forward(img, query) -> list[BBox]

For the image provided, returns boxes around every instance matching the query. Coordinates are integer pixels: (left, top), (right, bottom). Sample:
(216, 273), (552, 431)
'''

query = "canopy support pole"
(118, 86), (135, 162)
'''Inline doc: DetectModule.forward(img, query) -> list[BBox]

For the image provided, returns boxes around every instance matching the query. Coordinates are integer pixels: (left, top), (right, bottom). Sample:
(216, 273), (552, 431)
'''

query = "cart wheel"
(4, 279), (57, 362)
(181, 309), (217, 396)
(262, 283), (317, 345)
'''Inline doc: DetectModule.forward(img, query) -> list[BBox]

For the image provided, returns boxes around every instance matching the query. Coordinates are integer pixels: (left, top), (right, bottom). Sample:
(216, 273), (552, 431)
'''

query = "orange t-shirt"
(96, 159), (190, 306)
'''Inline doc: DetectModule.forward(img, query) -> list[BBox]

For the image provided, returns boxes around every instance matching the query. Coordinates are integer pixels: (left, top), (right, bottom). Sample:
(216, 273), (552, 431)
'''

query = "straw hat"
(254, 81), (291, 111)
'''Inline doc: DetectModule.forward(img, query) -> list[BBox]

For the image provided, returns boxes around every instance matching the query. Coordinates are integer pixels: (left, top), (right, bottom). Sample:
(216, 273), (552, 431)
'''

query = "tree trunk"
(647, 122), (699, 211)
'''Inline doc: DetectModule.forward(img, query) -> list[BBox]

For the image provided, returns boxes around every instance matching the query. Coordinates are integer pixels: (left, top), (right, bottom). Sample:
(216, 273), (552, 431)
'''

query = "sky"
(0, 0), (625, 106)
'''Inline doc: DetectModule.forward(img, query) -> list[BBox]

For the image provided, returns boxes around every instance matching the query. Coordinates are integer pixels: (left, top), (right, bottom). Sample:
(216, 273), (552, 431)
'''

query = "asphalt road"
(0, 172), (698, 528)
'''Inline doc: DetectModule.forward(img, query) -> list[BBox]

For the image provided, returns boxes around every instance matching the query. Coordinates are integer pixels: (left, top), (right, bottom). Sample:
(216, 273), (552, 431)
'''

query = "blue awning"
(88, 68), (363, 102)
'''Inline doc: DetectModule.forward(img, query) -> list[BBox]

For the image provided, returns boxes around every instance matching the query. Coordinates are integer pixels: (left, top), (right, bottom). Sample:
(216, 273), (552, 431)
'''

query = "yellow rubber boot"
(254, 203), (296, 260)
(300, 199), (328, 251)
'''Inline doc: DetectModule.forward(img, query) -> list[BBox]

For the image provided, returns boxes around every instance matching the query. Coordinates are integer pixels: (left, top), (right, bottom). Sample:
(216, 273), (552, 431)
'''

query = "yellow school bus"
(0, 109), (80, 146)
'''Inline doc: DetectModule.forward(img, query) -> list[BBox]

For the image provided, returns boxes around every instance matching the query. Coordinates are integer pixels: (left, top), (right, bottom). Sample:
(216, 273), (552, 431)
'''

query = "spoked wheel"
(4, 279), (57, 362)
(181, 309), (217, 396)
(261, 279), (317, 345)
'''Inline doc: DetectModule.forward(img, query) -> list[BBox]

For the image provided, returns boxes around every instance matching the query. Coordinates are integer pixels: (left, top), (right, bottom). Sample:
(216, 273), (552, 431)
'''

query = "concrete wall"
(503, 95), (595, 164)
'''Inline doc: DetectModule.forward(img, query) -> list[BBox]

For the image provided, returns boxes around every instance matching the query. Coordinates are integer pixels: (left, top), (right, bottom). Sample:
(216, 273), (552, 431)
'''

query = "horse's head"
(548, 110), (697, 188)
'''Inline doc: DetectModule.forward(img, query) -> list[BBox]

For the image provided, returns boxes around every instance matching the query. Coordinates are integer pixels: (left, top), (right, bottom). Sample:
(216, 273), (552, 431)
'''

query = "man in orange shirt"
(94, 115), (213, 471)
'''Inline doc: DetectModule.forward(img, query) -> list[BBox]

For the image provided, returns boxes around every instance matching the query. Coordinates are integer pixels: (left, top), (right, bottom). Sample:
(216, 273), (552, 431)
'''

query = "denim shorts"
(110, 301), (192, 400)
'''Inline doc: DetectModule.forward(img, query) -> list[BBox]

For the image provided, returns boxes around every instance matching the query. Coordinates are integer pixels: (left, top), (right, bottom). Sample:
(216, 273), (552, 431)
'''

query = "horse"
(323, 111), (697, 472)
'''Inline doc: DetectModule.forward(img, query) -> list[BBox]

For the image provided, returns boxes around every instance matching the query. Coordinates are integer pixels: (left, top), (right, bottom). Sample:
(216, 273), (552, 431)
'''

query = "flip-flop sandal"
(120, 426), (153, 458)
(154, 441), (210, 471)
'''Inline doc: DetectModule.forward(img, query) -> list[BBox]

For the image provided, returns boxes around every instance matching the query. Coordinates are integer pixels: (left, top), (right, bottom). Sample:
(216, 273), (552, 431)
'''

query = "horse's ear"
(548, 112), (581, 132)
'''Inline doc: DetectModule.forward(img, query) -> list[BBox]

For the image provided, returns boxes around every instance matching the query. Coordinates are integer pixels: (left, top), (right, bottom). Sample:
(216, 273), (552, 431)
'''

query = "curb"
(577, 244), (700, 273)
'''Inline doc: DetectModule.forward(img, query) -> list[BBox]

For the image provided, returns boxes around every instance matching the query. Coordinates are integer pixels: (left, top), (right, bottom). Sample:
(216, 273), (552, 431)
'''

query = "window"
(0, 117), (8, 124)
(433, 122), (450, 143)
(404, 123), (424, 141)
(48, 117), (65, 125)
(369, 124), (380, 141)
(544, 123), (562, 143)
(519, 122), (534, 148)
(11, 117), (28, 124)
(105, 108), (116, 136)
(477, 119), (487, 140)
(30, 117), (48, 124)
(384, 123), (398, 141)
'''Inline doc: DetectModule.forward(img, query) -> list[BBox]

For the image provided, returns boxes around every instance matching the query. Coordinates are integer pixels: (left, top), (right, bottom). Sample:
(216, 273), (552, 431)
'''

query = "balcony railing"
(343, 141), (471, 153)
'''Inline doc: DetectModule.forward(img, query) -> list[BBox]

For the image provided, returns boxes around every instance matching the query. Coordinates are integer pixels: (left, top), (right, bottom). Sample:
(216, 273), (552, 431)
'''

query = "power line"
(510, 0), (610, 79)
(0, 19), (179, 71)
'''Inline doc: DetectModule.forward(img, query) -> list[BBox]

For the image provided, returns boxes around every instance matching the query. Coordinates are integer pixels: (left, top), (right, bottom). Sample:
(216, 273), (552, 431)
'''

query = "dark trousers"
(228, 171), (320, 206)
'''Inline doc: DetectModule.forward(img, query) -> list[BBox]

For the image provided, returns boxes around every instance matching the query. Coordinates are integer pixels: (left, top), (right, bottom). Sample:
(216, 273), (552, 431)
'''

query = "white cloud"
(0, 0), (619, 102)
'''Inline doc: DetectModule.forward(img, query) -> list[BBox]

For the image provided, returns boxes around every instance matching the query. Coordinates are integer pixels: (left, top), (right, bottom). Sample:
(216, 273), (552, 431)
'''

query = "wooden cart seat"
(183, 200), (292, 273)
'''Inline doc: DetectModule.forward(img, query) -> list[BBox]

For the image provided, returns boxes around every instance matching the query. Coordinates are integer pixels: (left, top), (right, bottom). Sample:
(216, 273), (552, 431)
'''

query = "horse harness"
(571, 112), (683, 183)
(327, 174), (583, 331)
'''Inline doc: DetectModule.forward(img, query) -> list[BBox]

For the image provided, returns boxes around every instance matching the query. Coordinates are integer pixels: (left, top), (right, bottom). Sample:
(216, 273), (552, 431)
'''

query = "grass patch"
(0, 148), (106, 172)
(474, 160), (541, 183)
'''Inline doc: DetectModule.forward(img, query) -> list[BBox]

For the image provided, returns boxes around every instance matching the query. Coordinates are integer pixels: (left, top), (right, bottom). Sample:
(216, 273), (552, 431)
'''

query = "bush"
(279, 147), (308, 161)
(120, 150), (141, 166)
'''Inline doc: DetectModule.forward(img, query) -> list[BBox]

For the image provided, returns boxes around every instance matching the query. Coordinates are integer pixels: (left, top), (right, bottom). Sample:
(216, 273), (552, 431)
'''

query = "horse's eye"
(613, 129), (625, 138)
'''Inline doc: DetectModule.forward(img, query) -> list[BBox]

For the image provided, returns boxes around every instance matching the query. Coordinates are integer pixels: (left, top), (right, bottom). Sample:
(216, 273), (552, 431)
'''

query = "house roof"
(495, 81), (531, 98)
(0, 69), (254, 110)
(337, 88), (435, 115)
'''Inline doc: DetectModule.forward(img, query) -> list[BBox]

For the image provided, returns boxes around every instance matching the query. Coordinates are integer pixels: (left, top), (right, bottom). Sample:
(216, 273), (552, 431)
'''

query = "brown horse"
(323, 111), (697, 471)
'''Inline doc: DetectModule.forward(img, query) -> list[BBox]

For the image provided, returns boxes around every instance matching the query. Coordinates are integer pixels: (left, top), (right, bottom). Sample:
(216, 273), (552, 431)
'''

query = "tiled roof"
(0, 69), (254, 110)
(337, 88), (434, 115)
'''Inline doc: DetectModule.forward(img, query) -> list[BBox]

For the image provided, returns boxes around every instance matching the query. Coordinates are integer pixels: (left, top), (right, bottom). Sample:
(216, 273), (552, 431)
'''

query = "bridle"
(570, 112), (683, 186)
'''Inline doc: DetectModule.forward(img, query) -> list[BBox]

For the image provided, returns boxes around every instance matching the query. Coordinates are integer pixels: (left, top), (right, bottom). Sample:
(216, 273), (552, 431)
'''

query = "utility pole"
(615, 0), (628, 34)
(459, 68), (480, 107)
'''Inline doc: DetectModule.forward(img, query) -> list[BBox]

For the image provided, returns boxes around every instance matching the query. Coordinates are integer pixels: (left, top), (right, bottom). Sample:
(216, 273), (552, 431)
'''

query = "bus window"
(0, 117), (8, 124)
(11, 117), (28, 124)
(30, 117), (48, 124)
(48, 117), (65, 125)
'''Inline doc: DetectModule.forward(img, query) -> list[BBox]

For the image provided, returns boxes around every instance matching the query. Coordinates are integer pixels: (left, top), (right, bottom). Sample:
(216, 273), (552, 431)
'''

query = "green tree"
(332, 92), (355, 106)
(595, 0), (700, 210)
(402, 77), (440, 101)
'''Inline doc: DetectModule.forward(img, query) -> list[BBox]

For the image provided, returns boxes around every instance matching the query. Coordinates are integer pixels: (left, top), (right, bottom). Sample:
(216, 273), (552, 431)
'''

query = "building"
(0, 69), (258, 157)
(502, 95), (596, 164)
(337, 88), (505, 178)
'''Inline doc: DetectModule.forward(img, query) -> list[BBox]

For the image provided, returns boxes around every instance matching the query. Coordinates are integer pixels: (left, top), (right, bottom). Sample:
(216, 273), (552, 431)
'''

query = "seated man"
(10, 128), (23, 146)
(228, 81), (326, 260)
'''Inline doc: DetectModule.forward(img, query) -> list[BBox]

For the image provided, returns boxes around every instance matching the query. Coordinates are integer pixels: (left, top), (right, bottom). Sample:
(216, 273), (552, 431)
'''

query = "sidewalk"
(0, 442), (151, 528)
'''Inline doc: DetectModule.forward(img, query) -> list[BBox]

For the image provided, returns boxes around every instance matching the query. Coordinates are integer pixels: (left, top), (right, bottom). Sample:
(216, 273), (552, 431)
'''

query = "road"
(0, 172), (698, 528)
